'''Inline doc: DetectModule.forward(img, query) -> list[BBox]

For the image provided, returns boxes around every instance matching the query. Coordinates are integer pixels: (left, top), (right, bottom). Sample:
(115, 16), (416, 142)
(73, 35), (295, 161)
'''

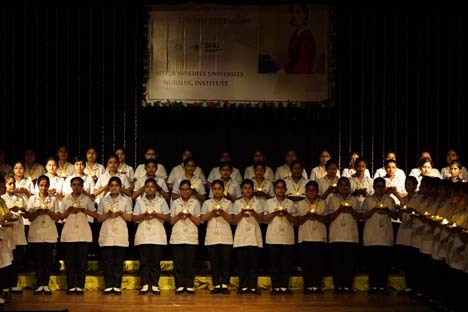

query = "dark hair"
(106, 154), (119, 164)
(179, 179), (191, 189)
(289, 160), (303, 170)
(337, 177), (350, 186)
(405, 176), (418, 186)
(373, 177), (386, 186)
(274, 179), (286, 188)
(290, 3), (309, 20)
(305, 180), (319, 189)
(384, 159), (397, 168)
(144, 178), (157, 187)
(354, 157), (367, 167)
(253, 161), (266, 170)
(145, 158), (158, 167)
(45, 156), (58, 164)
(211, 179), (225, 190)
(183, 157), (195, 167)
(115, 146), (126, 153)
(325, 159), (338, 169)
(37, 175), (50, 186)
(449, 160), (462, 169)
(0, 175), (5, 184)
(73, 155), (85, 165)
(241, 179), (254, 188)
(70, 177), (84, 185)
(13, 160), (25, 168)
(219, 161), (232, 171)
(86, 146), (97, 153)
(5, 174), (15, 182)
(418, 157), (433, 169)
(108, 176), (122, 187)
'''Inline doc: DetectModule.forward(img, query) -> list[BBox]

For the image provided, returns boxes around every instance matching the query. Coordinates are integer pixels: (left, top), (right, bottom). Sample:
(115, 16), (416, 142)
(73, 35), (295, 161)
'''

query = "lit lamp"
(309, 203), (317, 213)
(441, 218), (450, 225)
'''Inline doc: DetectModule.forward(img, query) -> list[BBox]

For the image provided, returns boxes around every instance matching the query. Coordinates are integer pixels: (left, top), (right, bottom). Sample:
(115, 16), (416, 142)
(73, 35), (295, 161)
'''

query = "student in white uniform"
(0, 149), (13, 177)
(318, 159), (340, 203)
(284, 161), (309, 202)
(59, 177), (97, 295)
(1, 175), (28, 293)
(327, 177), (360, 293)
(342, 152), (371, 178)
(263, 179), (297, 295)
(395, 176), (423, 295)
(207, 152), (242, 187)
(171, 157), (205, 203)
(84, 146), (106, 183)
(373, 152), (406, 180)
(0, 195), (16, 305)
(243, 150), (274, 182)
(134, 148), (167, 182)
(251, 162), (274, 201)
(94, 155), (132, 204)
(96, 177), (133, 295)
(167, 150), (207, 191)
(296, 181), (327, 294)
(231, 179), (264, 295)
(24, 148), (46, 184)
(56, 145), (74, 179)
(409, 151), (442, 179)
(201, 180), (234, 294)
(26, 175), (60, 294)
(35, 157), (64, 201)
(382, 159), (406, 204)
(349, 158), (374, 207)
(169, 180), (202, 294)
(132, 159), (169, 201)
(132, 179), (170, 295)
(446, 160), (466, 183)
(440, 149), (468, 180)
(13, 161), (34, 199)
(274, 150), (308, 180)
(115, 147), (135, 183)
(360, 177), (397, 293)
(208, 162), (241, 202)
(61, 156), (96, 197)
(311, 150), (340, 181)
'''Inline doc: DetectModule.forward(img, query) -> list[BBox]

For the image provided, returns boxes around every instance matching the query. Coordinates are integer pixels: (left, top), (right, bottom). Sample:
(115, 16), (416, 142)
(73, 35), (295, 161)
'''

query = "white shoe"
(222, 284), (228, 289)
(103, 287), (113, 293)
(10, 287), (23, 292)
(113, 287), (121, 292)
(280, 287), (287, 292)
(43, 286), (51, 294)
(34, 286), (44, 293)
(140, 285), (149, 292)
(176, 287), (184, 292)
(75, 287), (83, 292)
(2, 288), (10, 293)
(151, 286), (160, 292)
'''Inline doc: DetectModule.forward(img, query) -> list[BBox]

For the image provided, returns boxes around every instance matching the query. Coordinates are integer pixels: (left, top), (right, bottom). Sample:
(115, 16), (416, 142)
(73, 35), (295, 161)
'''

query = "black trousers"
(0, 265), (12, 292)
(236, 246), (259, 289)
(9, 245), (26, 288)
(330, 242), (357, 289)
(138, 244), (163, 286)
(172, 244), (197, 288)
(64, 242), (89, 289)
(30, 243), (54, 287)
(207, 244), (232, 286)
(366, 245), (390, 289)
(101, 246), (126, 288)
(268, 244), (292, 289)
(300, 242), (326, 289)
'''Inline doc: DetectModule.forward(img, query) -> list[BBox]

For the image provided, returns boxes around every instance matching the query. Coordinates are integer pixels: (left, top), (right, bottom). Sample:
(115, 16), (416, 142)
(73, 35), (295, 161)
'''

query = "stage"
(2, 289), (433, 312)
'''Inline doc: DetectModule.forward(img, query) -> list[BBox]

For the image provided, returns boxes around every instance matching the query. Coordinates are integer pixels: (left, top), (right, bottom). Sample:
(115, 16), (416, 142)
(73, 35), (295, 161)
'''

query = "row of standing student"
(1, 171), (420, 298)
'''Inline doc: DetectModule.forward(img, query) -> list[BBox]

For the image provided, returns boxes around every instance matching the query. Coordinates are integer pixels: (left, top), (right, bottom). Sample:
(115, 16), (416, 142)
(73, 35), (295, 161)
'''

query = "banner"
(147, 4), (330, 104)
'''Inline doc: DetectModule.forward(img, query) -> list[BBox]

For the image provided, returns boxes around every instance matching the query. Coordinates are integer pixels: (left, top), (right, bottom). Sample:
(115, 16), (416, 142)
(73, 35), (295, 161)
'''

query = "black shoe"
(221, 287), (230, 295)
(333, 287), (343, 294)
(281, 289), (292, 295)
(66, 289), (75, 295)
(368, 287), (378, 294)
(113, 288), (122, 295)
(103, 288), (113, 295)
(151, 286), (161, 295)
(250, 289), (260, 295)
(343, 287), (356, 294)
(43, 287), (52, 295)
(380, 288), (390, 295)
(185, 288), (195, 294)
(76, 289), (84, 296)
(210, 287), (221, 294)
(175, 287), (185, 294)
(271, 288), (280, 295)
(304, 288), (312, 295)
(237, 288), (246, 295)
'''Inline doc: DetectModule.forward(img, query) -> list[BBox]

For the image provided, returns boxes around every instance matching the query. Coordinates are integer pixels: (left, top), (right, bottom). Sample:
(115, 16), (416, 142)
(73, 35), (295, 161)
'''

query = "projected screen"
(147, 4), (330, 104)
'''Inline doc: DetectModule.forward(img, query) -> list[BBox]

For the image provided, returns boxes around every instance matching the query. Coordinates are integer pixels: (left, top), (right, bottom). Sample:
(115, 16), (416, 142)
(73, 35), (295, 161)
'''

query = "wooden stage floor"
(1, 289), (434, 312)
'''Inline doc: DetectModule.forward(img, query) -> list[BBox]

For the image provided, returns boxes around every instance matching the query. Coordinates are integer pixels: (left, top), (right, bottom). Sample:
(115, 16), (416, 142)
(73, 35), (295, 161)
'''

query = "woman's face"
(290, 5), (306, 28)
(420, 162), (432, 176)
(446, 150), (458, 164)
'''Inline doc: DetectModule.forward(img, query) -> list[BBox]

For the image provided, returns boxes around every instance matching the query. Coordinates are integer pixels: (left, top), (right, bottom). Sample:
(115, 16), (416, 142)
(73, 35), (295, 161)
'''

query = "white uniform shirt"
(57, 162), (74, 178)
(1, 194), (28, 245)
(134, 163), (167, 181)
(373, 167), (406, 180)
(133, 195), (170, 246)
(342, 168), (371, 179)
(34, 174), (64, 196)
(395, 193), (423, 246)
(133, 175), (169, 199)
(232, 197), (264, 248)
(207, 166), (242, 185)
(201, 198), (234, 246)
(440, 166), (468, 180)
(349, 175), (375, 208)
(317, 176), (339, 204)
(60, 194), (96, 242)
(24, 163), (46, 181)
(252, 178), (274, 197)
(265, 197), (297, 245)
(383, 175), (406, 205)
(327, 194), (359, 244)
(84, 162), (106, 179)
(15, 178), (35, 195)
(97, 194), (133, 247)
(169, 198), (201, 245)
(409, 196), (433, 248)
(409, 168), (442, 179)
(168, 164), (207, 185)
(361, 195), (396, 246)
(94, 172), (131, 204)
(275, 164), (308, 180)
(243, 165), (274, 182)
(310, 166), (340, 182)
(284, 176), (309, 197)
(117, 163), (135, 182)
(61, 174), (95, 195)
(297, 198), (327, 243)
(27, 195), (59, 243)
